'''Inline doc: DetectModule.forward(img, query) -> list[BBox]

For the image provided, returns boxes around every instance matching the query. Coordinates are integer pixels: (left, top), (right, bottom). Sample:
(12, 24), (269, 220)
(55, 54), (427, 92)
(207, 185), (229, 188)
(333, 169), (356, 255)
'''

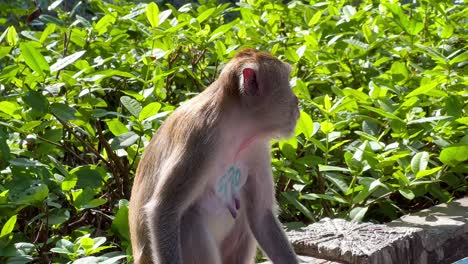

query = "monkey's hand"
(226, 192), (241, 218)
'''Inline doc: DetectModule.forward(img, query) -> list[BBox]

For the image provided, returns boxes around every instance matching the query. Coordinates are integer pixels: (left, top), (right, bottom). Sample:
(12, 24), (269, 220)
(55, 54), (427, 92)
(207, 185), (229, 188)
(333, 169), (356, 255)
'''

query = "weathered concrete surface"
(287, 218), (421, 264)
(262, 197), (468, 264)
(259, 255), (340, 264)
(388, 196), (468, 264)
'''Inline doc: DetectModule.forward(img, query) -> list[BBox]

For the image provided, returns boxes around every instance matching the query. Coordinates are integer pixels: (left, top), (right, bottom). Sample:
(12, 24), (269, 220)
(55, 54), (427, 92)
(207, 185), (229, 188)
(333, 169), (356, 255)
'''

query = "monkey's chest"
(201, 163), (248, 211)
(199, 163), (248, 240)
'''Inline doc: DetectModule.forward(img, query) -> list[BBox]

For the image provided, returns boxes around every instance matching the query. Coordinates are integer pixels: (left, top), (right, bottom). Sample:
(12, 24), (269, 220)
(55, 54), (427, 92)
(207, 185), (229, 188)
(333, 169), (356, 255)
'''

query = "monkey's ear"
(242, 68), (260, 96)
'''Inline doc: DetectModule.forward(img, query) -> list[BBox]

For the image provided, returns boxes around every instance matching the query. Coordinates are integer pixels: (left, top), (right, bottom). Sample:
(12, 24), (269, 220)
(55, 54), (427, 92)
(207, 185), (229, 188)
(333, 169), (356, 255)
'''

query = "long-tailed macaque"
(129, 49), (300, 264)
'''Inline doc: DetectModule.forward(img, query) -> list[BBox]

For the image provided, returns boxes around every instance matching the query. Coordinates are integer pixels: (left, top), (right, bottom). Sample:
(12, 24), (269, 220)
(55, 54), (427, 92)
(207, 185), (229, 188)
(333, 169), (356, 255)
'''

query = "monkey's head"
(221, 49), (299, 138)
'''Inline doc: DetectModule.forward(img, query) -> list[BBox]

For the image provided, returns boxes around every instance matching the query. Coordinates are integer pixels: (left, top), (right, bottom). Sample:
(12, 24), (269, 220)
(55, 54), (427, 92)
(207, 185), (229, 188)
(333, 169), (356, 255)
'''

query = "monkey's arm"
(145, 141), (212, 264)
(244, 148), (298, 264)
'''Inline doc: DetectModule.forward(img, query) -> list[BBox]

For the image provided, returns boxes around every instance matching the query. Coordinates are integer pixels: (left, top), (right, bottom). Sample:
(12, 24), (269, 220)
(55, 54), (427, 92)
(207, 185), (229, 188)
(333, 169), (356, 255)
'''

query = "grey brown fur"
(129, 49), (299, 264)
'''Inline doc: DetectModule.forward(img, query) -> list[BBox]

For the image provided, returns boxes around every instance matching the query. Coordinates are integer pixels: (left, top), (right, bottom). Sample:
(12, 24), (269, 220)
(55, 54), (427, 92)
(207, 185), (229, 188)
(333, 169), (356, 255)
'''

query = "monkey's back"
(129, 87), (223, 263)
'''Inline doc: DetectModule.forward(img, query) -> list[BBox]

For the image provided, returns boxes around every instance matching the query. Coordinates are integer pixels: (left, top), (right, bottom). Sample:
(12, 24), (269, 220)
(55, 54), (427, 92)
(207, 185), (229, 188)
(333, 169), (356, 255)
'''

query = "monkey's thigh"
(181, 207), (222, 264)
(220, 212), (256, 264)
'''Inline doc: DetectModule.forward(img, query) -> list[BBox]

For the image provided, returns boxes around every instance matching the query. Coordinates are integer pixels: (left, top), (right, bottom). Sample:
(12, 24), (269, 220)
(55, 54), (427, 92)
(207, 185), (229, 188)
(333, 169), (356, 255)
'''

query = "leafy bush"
(0, 0), (466, 262)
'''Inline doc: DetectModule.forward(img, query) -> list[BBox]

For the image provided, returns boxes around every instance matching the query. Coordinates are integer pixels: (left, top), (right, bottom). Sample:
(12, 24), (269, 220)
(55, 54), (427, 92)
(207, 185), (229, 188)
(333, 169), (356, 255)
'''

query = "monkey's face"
(254, 62), (299, 138)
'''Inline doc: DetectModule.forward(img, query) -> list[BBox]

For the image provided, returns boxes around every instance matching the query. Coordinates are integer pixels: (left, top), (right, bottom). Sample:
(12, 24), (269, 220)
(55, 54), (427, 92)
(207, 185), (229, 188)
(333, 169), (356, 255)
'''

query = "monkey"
(129, 48), (300, 264)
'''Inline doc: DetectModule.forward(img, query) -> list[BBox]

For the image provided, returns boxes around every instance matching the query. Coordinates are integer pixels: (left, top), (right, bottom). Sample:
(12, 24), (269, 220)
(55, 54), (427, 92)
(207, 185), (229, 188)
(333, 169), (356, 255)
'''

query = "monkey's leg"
(181, 207), (222, 264)
(221, 212), (256, 264)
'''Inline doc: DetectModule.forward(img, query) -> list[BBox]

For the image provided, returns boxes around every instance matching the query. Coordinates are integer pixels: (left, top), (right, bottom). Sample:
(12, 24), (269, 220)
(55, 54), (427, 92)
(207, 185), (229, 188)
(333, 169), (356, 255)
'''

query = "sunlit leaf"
(6, 26), (17, 46)
(295, 111), (313, 139)
(349, 207), (367, 222)
(411, 152), (429, 174)
(139, 102), (162, 121)
(439, 145), (468, 167)
(146, 2), (159, 27)
(120, 96), (142, 117)
(0, 215), (17, 238)
(50, 50), (86, 73)
(196, 7), (216, 23)
(19, 42), (50, 75)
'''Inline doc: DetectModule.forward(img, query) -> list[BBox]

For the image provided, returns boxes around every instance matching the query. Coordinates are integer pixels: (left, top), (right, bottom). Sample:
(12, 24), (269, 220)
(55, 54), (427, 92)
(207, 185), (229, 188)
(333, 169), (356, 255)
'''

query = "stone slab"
(388, 196), (468, 264)
(259, 255), (340, 264)
(286, 218), (421, 264)
(265, 197), (468, 264)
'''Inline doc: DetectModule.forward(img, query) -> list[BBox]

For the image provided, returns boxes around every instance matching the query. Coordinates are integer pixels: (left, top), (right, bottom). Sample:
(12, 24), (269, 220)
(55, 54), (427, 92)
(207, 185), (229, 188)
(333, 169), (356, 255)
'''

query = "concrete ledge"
(262, 197), (468, 264)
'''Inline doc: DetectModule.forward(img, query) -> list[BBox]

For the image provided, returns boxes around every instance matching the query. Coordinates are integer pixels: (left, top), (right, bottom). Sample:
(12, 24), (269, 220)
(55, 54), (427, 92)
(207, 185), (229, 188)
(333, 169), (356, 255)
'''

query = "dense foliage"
(0, 0), (466, 262)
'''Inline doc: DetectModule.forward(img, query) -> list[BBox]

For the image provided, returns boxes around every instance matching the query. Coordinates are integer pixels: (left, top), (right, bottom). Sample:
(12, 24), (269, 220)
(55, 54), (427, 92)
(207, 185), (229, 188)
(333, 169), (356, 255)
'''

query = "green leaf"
(95, 13), (117, 35)
(296, 45), (306, 59)
(319, 165), (349, 173)
(320, 121), (334, 134)
(455, 117), (468, 125)
(285, 47), (300, 62)
(343, 38), (368, 50)
(439, 145), (468, 167)
(62, 174), (78, 192)
(196, 8), (216, 23)
(302, 193), (348, 204)
(282, 192), (315, 221)
(0, 101), (21, 118)
(158, 9), (172, 25)
(106, 119), (129, 136)
(40, 23), (56, 44)
(89, 70), (143, 83)
(439, 24), (454, 39)
(50, 103), (76, 121)
(308, 10), (323, 26)
(406, 81), (438, 98)
(139, 102), (162, 121)
(50, 50), (86, 73)
(295, 111), (313, 139)
(0, 215), (17, 238)
(19, 42), (50, 75)
(111, 199), (130, 241)
(120, 96), (142, 117)
(309, 137), (327, 152)
(349, 206), (367, 222)
(399, 188), (415, 200)
(408, 116), (452, 124)
(360, 105), (403, 121)
(416, 167), (442, 179)
(70, 165), (106, 189)
(323, 94), (331, 112)
(16, 183), (49, 204)
(6, 26), (17, 46)
(111, 132), (139, 150)
(9, 158), (45, 167)
(391, 61), (408, 83)
(449, 51), (468, 65)
(146, 2), (159, 28)
(342, 5), (356, 20)
(411, 152), (429, 174)
(23, 91), (49, 114)
(209, 19), (239, 42)
(343, 88), (371, 103)
(406, 21), (423, 36)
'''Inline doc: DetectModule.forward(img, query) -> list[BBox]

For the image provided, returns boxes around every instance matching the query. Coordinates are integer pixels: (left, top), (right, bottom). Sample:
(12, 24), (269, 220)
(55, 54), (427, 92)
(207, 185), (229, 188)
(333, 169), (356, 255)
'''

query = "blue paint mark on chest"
(216, 165), (241, 199)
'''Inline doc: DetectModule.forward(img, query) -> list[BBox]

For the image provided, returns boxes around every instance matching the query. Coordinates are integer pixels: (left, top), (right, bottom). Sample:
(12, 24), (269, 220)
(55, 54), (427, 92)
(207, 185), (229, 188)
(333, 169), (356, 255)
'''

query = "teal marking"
(216, 165), (242, 200)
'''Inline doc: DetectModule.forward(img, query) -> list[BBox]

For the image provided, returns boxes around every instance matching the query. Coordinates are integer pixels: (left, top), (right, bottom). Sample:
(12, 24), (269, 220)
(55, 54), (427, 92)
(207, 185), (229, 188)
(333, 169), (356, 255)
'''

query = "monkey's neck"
(221, 113), (263, 163)
(233, 134), (258, 161)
